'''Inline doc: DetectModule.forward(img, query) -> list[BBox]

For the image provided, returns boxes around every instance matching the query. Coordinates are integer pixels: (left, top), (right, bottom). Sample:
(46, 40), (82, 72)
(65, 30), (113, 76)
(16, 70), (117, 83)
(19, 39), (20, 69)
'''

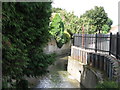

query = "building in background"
(110, 25), (119, 34)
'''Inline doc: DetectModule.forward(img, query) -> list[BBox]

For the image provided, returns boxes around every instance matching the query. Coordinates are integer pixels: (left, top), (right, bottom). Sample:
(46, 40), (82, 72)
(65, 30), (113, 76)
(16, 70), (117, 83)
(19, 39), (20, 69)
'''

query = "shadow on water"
(35, 55), (80, 88)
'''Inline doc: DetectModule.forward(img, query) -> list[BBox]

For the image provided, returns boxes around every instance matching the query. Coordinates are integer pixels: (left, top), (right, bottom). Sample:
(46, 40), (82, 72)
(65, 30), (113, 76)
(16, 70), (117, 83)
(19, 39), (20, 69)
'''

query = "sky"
(52, 0), (120, 26)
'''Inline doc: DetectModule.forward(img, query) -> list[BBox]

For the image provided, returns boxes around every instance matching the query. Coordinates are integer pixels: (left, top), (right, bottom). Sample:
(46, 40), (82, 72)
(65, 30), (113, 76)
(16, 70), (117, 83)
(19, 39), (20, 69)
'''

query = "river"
(34, 55), (80, 88)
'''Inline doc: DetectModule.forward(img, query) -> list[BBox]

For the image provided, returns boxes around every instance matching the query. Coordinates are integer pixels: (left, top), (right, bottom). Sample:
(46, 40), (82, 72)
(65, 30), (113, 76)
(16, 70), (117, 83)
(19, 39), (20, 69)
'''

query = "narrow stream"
(35, 55), (80, 88)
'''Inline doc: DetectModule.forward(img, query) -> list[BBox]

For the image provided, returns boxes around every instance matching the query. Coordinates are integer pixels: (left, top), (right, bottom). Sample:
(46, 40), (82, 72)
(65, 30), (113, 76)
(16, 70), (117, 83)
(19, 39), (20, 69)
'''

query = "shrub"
(2, 2), (53, 88)
(96, 81), (119, 88)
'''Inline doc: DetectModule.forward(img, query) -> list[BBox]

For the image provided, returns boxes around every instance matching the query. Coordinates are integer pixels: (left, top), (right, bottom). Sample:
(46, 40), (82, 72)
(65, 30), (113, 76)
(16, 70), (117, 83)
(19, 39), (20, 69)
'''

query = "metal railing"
(73, 32), (120, 59)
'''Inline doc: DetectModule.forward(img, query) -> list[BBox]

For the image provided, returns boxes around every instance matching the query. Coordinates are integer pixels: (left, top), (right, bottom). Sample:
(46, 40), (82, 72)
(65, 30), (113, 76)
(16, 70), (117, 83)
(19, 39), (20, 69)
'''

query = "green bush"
(49, 13), (65, 48)
(49, 13), (71, 48)
(2, 2), (53, 88)
(16, 79), (28, 88)
(96, 81), (119, 88)
(52, 8), (81, 35)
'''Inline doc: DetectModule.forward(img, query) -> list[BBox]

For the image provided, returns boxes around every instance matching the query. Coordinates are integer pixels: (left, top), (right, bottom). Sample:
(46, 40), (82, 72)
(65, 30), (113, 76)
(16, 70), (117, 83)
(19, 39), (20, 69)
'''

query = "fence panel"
(110, 32), (120, 59)
(84, 34), (96, 50)
(73, 33), (120, 59)
(110, 34), (117, 56)
(117, 33), (120, 59)
(96, 34), (110, 54)
(73, 34), (110, 53)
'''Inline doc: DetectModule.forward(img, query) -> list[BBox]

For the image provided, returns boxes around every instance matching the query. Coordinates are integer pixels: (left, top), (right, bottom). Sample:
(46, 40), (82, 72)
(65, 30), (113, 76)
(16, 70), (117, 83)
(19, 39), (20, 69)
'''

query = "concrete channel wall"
(67, 56), (102, 88)
(67, 46), (120, 88)
(43, 38), (71, 55)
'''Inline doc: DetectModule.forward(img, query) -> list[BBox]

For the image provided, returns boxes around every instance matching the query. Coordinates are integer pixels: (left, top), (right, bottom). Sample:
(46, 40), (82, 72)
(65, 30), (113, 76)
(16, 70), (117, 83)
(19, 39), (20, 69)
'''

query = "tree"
(52, 8), (81, 36)
(79, 17), (97, 34)
(102, 24), (110, 34)
(101, 18), (113, 34)
(80, 6), (113, 33)
(2, 2), (55, 88)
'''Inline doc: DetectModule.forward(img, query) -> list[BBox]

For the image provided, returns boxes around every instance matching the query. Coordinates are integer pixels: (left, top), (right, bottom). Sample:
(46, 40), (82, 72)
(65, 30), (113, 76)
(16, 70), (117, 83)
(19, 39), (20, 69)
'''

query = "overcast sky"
(52, 0), (120, 26)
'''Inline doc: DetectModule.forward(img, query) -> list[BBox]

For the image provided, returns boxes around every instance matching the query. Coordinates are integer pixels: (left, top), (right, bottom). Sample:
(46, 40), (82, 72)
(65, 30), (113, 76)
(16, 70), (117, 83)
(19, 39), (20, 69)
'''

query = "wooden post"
(82, 25), (84, 48)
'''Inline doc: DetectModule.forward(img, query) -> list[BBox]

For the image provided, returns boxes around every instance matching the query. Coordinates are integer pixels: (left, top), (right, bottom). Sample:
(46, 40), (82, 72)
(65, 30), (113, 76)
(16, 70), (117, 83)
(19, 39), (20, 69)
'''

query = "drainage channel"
(35, 55), (80, 88)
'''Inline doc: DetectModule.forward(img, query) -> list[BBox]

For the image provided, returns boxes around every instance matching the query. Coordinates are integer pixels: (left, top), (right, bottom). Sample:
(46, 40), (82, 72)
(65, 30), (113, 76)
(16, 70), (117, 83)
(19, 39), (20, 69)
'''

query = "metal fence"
(73, 32), (120, 59)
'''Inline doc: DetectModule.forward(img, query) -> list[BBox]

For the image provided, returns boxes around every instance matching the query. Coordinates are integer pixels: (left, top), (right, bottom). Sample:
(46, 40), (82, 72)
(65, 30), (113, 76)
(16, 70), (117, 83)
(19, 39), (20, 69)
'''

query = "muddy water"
(35, 55), (80, 88)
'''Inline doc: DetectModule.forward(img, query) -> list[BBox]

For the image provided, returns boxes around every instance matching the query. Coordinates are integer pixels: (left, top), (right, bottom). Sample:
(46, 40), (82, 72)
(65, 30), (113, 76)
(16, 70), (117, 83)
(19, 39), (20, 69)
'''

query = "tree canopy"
(52, 7), (112, 35)
(52, 8), (81, 36)
(80, 6), (113, 33)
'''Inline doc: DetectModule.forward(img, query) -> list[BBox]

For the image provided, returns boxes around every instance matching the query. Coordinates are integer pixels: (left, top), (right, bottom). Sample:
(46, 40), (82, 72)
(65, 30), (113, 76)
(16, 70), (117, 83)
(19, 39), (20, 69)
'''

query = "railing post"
(116, 32), (119, 59)
(95, 33), (97, 52)
(109, 33), (112, 55)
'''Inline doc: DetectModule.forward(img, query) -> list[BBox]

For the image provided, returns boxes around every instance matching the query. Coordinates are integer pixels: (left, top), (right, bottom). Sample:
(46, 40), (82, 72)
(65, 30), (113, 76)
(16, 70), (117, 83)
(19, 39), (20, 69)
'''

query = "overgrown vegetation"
(52, 6), (113, 35)
(2, 2), (114, 88)
(52, 8), (81, 36)
(96, 81), (120, 88)
(2, 2), (56, 88)
(50, 8), (81, 48)
(49, 13), (70, 48)
(49, 7), (112, 48)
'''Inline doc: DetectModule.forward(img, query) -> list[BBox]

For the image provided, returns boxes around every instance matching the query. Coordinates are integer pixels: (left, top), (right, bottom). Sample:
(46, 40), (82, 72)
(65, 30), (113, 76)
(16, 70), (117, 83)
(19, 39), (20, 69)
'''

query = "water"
(35, 55), (80, 88)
